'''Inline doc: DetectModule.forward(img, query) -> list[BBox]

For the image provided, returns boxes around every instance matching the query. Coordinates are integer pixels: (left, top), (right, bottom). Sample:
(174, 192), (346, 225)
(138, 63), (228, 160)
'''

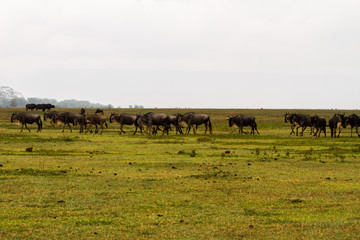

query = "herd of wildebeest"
(7, 104), (360, 138)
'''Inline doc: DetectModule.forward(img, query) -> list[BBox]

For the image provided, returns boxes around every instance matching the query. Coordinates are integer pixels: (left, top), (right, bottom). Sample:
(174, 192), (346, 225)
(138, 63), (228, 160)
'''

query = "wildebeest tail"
(105, 122), (108, 128)
(208, 118), (212, 131)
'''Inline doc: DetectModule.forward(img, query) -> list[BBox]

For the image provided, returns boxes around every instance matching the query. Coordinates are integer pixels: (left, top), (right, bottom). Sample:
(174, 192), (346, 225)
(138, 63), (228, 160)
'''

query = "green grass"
(1, 108), (360, 239)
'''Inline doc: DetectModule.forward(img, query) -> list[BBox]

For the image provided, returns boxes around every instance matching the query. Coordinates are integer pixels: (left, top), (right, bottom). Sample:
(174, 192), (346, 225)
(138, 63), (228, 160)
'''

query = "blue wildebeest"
(26, 103), (36, 111)
(95, 108), (104, 115)
(284, 113), (298, 135)
(168, 113), (183, 134)
(228, 114), (259, 135)
(178, 112), (212, 134)
(310, 115), (326, 137)
(44, 111), (58, 127)
(11, 113), (42, 132)
(329, 114), (346, 138)
(135, 112), (170, 135)
(84, 115), (108, 134)
(285, 113), (314, 136)
(110, 113), (137, 135)
(53, 112), (85, 133)
(345, 114), (360, 137)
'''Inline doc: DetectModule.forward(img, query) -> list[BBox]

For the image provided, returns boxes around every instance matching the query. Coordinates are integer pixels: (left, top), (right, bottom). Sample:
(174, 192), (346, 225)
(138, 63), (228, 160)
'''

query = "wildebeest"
(44, 111), (58, 127)
(134, 112), (170, 135)
(310, 115), (326, 137)
(84, 115), (108, 134)
(345, 114), (360, 137)
(52, 112), (84, 133)
(95, 108), (104, 115)
(329, 114), (346, 138)
(80, 108), (86, 115)
(178, 113), (212, 134)
(11, 113), (42, 132)
(228, 114), (259, 135)
(110, 113), (137, 135)
(26, 103), (37, 111)
(168, 114), (183, 134)
(285, 113), (313, 136)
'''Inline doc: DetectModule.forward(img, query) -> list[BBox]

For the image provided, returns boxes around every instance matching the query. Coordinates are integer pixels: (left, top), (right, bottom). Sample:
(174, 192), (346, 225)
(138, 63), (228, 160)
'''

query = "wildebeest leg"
(300, 126), (307, 136)
(24, 123), (31, 132)
(204, 123), (208, 134)
(290, 124), (295, 135)
(229, 127), (238, 134)
(20, 123), (24, 132)
(356, 126), (360, 137)
(191, 125), (197, 134)
(99, 123), (104, 135)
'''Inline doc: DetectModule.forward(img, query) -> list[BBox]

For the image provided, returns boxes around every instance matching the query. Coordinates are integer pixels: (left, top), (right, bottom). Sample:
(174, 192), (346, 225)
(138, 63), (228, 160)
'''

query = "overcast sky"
(1, 0), (359, 109)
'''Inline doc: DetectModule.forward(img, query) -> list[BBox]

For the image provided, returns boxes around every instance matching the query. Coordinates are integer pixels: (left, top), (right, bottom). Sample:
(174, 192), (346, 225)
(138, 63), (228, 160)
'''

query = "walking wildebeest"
(285, 113), (313, 136)
(52, 112), (85, 133)
(168, 114), (183, 134)
(329, 114), (346, 138)
(310, 115), (326, 137)
(26, 103), (36, 111)
(45, 104), (55, 111)
(345, 114), (360, 137)
(44, 111), (58, 127)
(11, 113), (42, 132)
(178, 113), (212, 134)
(110, 113), (137, 135)
(228, 114), (259, 135)
(95, 108), (104, 115)
(135, 112), (170, 135)
(84, 115), (108, 134)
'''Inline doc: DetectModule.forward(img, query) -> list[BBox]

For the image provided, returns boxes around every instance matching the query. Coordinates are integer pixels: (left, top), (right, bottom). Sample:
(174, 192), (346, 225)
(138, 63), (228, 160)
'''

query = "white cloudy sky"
(1, 0), (359, 108)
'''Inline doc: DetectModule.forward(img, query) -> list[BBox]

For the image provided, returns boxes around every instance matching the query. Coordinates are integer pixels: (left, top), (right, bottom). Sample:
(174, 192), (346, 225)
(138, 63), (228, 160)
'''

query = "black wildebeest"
(11, 113), (42, 132)
(178, 113), (212, 134)
(135, 112), (170, 135)
(95, 108), (104, 115)
(53, 112), (84, 133)
(84, 115), (108, 134)
(345, 114), (360, 137)
(329, 114), (346, 138)
(310, 115), (326, 137)
(44, 111), (58, 127)
(228, 114), (259, 135)
(110, 113), (137, 135)
(26, 103), (36, 111)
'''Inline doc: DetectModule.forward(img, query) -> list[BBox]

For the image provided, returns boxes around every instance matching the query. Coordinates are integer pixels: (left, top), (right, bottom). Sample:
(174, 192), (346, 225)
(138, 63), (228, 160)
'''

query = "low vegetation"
(1, 108), (360, 239)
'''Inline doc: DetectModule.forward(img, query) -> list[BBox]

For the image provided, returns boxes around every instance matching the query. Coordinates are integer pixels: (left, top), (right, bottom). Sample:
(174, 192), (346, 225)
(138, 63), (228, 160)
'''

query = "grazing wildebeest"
(178, 113), (212, 134)
(329, 114), (346, 138)
(53, 112), (84, 133)
(110, 113), (137, 135)
(44, 111), (58, 127)
(11, 113), (42, 132)
(310, 115), (326, 137)
(345, 114), (360, 137)
(168, 114), (183, 134)
(95, 108), (104, 115)
(26, 103), (37, 111)
(135, 112), (170, 135)
(228, 114), (259, 135)
(84, 115), (108, 134)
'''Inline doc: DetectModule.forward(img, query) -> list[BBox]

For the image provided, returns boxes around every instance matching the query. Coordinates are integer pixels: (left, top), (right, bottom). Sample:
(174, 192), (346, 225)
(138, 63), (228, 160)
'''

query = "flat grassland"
(1, 108), (360, 239)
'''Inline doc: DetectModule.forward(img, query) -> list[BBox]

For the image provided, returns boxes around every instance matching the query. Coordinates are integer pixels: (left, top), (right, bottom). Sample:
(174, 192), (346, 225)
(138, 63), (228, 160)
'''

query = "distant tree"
(129, 105), (133, 108)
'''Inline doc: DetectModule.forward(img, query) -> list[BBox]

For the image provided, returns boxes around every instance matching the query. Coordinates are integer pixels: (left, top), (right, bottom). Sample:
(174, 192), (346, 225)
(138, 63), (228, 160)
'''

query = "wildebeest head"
(11, 113), (20, 123)
(110, 113), (118, 123)
(339, 114), (346, 128)
(227, 116), (235, 127)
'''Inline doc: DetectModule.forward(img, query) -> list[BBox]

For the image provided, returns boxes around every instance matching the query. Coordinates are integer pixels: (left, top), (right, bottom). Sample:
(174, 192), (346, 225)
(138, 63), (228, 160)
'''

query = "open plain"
(1, 108), (360, 239)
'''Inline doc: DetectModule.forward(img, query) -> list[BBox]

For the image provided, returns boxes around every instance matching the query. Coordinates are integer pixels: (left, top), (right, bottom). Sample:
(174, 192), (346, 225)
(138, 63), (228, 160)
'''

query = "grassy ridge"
(1, 108), (360, 239)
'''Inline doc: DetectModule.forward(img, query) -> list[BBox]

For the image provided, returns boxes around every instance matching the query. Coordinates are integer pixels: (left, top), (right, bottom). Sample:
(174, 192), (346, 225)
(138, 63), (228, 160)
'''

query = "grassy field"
(1, 108), (360, 239)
